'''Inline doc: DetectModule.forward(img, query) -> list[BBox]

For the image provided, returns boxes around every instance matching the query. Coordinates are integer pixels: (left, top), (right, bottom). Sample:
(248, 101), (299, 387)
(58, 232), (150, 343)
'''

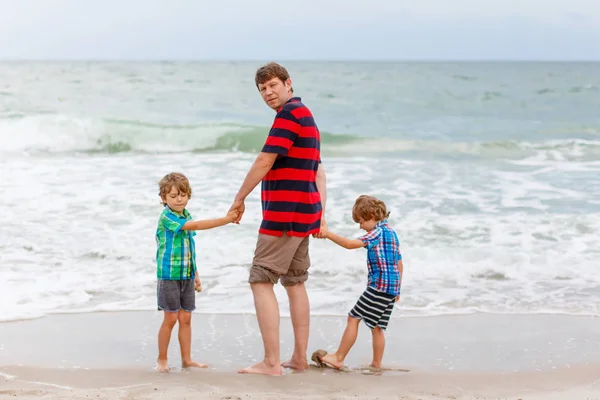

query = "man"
(229, 62), (327, 376)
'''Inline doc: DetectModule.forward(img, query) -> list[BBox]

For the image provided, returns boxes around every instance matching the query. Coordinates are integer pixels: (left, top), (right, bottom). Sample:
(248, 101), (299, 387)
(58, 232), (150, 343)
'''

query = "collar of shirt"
(165, 206), (190, 219)
(276, 96), (301, 112)
(375, 219), (389, 229)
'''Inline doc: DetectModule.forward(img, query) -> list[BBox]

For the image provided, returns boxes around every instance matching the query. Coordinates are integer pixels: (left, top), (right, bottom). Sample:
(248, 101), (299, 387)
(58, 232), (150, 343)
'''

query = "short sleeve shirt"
(155, 207), (196, 280)
(260, 97), (322, 237)
(359, 220), (402, 296)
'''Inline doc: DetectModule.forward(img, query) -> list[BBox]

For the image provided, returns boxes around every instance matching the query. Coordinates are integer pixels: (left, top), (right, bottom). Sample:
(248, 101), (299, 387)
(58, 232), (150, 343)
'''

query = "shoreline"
(1, 311), (599, 399)
(2, 307), (598, 324)
(1, 311), (599, 372)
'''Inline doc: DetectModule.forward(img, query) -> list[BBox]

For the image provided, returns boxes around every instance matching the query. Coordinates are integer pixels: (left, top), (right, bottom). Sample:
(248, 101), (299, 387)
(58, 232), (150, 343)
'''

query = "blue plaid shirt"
(359, 219), (402, 296)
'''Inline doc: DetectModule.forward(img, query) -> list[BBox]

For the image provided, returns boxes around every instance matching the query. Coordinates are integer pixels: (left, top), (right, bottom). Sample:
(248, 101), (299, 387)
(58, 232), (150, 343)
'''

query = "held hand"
(228, 198), (245, 224)
(194, 275), (202, 293)
(226, 209), (239, 223)
(395, 295), (400, 302)
(312, 219), (328, 239)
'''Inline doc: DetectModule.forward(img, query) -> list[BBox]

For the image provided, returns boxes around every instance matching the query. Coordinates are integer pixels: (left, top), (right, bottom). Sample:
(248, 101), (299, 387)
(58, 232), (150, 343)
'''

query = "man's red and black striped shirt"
(260, 97), (322, 237)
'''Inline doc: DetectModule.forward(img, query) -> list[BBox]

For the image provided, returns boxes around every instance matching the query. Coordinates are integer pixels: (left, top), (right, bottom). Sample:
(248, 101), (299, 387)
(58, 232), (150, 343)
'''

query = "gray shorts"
(157, 279), (196, 313)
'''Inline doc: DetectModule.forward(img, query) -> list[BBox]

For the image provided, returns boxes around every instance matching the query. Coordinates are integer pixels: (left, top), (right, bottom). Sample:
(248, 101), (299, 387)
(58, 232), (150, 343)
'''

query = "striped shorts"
(349, 286), (396, 330)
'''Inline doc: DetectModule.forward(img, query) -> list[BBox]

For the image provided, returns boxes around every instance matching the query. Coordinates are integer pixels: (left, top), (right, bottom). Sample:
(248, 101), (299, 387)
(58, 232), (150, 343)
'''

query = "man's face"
(258, 77), (292, 111)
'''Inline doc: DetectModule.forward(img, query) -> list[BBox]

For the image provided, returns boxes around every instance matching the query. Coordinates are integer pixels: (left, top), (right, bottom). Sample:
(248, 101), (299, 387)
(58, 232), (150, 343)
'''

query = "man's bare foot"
(156, 359), (169, 373)
(238, 361), (282, 376)
(320, 353), (344, 370)
(281, 359), (309, 371)
(182, 360), (208, 369)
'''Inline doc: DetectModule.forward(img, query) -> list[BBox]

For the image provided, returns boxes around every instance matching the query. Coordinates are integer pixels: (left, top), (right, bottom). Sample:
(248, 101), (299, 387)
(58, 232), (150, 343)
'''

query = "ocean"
(1, 61), (599, 322)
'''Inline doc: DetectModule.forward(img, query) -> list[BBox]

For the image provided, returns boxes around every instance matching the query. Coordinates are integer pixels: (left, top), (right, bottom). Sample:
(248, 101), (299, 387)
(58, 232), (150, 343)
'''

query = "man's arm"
(234, 152), (278, 202)
(316, 163), (327, 218)
(312, 162), (327, 238)
(230, 107), (298, 223)
(229, 152), (278, 223)
(325, 231), (366, 250)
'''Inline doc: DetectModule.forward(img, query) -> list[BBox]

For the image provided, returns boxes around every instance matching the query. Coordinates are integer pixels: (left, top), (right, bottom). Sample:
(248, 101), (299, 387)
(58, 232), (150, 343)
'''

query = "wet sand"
(1, 312), (599, 399)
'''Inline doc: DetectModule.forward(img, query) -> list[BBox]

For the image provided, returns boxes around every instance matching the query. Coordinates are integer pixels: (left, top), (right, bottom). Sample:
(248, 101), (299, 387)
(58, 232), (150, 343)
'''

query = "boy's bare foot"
(182, 360), (208, 369)
(281, 359), (309, 371)
(320, 353), (344, 370)
(238, 361), (282, 376)
(156, 359), (169, 373)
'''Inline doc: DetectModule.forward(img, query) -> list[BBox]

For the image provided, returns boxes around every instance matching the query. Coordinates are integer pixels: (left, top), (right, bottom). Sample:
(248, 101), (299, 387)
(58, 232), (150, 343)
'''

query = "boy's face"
(358, 217), (377, 232)
(163, 186), (189, 213)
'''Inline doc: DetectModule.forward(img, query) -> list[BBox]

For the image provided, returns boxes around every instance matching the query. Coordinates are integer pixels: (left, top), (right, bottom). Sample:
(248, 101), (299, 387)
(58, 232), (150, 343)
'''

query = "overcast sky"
(1, 0), (599, 60)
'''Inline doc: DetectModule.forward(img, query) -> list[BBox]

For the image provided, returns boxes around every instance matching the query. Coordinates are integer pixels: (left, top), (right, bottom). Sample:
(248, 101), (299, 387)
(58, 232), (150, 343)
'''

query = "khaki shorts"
(249, 233), (310, 286)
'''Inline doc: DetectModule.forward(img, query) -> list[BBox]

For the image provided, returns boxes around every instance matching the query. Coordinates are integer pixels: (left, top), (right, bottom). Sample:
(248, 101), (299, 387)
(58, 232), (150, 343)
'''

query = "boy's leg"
(281, 236), (311, 371)
(178, 279), (207, 368)
(157, 310), (179, 372)
(370, 296), (395, 368)
(178, 311), (207, 368)
(156, 279), (182, 372)
(320, 316), (361, 369)
(371, 326), (385, 368)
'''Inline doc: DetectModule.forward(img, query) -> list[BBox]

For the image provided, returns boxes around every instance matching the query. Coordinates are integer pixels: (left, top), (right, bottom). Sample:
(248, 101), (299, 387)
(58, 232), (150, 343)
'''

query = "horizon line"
(1, 58), (600, 63)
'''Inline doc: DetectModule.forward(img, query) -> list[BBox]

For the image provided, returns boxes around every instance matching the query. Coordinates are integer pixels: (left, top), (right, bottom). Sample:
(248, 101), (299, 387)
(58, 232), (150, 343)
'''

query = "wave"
(0, 114), (360, 155)
(1, 114), (599, 161)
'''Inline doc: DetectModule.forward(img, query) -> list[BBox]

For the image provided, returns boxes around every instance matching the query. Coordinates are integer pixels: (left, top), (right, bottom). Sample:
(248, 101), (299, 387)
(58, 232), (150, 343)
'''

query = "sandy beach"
(1, 312), (599, 399)
(1, 365), (599, 400)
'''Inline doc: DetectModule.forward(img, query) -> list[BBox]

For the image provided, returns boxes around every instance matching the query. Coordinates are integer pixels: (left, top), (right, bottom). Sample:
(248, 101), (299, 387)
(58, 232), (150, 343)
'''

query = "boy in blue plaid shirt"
(313, 195), (403, 370)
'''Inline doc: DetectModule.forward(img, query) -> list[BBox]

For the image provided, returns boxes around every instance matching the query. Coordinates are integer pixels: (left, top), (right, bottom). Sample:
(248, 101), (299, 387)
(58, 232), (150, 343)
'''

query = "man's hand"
(229, 198), (245, 224)
(225, 209), (240, 223)
(395, 294), (400, 302)
(313, 219), (328, 239)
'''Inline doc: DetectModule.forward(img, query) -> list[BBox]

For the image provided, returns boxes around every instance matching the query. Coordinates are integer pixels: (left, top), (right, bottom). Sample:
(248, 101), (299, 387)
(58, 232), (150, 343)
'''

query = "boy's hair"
(158, 172), (192, 205)
(352, 195), (390, 223)
(255, 62), (294, 93)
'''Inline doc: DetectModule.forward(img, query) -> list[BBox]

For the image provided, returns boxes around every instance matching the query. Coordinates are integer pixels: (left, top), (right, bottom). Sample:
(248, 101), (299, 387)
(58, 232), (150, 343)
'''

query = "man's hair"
(255, 62), (293, 93)
(158, 172), (192, 205)
(352, 195), (390, 223)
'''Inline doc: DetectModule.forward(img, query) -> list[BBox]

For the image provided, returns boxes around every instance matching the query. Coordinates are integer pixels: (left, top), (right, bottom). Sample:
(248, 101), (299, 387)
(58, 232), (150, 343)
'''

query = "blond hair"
(158, 172), (192, 205)
(352, 195), (390, 223)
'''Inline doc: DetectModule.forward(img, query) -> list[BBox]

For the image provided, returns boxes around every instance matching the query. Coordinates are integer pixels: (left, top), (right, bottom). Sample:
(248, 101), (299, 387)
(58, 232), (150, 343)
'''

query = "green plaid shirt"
(155, 207), (196, 280)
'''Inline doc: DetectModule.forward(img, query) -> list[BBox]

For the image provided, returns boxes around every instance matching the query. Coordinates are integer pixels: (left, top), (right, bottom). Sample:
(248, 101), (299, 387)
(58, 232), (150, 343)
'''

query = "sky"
(1, 0), (599, 60)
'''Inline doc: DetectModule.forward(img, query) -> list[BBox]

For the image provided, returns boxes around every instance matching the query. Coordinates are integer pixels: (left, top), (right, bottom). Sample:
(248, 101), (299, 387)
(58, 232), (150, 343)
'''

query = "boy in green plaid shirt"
(155, 172), (238, 372)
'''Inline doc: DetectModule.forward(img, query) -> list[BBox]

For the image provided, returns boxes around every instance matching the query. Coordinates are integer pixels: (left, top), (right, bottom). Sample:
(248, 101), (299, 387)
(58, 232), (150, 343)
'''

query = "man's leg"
(282, 282), (310, 370)
(281, 236), (311, 370)
(239, 281), (283, 376)
(241, 234), (298, 376)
